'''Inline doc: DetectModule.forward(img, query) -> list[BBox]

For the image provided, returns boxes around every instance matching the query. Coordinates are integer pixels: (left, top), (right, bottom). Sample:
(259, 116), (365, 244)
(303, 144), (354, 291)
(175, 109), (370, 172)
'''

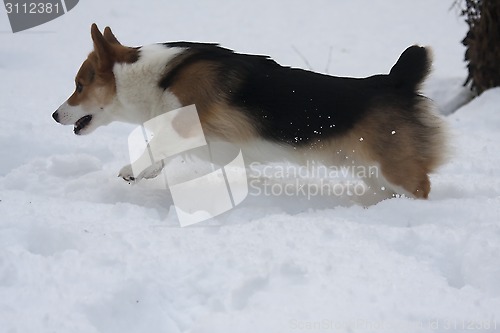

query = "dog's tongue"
(74, 115), (92, 134)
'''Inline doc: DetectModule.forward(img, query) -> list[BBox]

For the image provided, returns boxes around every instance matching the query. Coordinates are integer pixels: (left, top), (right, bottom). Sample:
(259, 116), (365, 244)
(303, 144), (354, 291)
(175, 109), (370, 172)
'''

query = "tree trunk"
(462, 0), (500, 95)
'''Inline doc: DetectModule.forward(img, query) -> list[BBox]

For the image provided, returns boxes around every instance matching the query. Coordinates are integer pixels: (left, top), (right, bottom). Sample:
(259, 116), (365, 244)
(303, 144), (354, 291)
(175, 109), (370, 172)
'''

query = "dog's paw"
(118, 161), (165, 183)
(118, 164), (137, 182)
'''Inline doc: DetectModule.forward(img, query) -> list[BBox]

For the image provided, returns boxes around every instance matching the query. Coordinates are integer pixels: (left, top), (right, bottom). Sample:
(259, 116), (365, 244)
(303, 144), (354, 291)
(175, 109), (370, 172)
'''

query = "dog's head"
(52, 24), (138, 135)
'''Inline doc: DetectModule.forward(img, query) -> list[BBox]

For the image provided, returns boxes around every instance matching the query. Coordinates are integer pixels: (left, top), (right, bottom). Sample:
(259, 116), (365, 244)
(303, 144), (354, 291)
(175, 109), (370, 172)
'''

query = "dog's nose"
(52, 111), (59, 122)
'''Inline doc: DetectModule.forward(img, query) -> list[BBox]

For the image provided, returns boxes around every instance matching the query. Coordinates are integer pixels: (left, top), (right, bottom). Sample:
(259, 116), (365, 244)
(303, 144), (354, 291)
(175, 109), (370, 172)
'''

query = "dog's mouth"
(74, 115), (92, 135)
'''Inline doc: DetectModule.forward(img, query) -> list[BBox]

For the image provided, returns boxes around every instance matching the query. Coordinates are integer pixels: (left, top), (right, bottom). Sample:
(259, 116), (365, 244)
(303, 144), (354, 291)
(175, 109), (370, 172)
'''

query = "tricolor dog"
(53, 24), (447, 199)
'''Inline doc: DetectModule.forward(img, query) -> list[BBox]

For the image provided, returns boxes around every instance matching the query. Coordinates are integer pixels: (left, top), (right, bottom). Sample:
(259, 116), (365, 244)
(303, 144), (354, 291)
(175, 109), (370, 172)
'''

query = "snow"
(1, 1), (500, 332)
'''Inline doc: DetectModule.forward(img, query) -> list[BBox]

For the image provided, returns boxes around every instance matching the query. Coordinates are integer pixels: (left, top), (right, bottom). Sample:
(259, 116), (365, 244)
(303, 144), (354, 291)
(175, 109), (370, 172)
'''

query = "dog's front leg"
(119, 105), (207, 183)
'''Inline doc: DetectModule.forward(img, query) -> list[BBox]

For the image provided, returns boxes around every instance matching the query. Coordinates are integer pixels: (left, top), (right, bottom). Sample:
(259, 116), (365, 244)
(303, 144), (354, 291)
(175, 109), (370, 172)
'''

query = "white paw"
(118, 161), (165, 182)
(118, 164), (137, 182)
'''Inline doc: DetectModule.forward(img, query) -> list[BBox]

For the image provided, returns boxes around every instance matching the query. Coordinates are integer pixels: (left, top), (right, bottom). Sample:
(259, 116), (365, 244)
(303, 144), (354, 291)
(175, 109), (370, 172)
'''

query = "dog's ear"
(91, 23), (114, 71)
(103, 26), (121, 45)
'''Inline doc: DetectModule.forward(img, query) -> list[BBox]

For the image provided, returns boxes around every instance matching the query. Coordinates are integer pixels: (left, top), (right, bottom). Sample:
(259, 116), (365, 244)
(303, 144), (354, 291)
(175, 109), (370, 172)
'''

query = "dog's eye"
(76, 82), (83, 93)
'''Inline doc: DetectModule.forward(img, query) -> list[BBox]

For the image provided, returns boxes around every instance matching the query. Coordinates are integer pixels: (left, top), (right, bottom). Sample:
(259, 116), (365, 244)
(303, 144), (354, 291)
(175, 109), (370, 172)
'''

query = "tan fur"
(68, 25), (138, 109)
(200, 104), (258, 142)
(323, 99), (447, 199)
(169, 60), (221, 112)
(68, 56), (115, 109)
(168, 60), (258, 142)
(90, 24), (138, 70)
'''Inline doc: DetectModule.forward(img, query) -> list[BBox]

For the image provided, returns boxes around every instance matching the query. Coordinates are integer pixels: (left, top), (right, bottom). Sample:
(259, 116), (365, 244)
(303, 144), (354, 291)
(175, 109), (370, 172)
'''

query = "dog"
(52, 24), (447, 199)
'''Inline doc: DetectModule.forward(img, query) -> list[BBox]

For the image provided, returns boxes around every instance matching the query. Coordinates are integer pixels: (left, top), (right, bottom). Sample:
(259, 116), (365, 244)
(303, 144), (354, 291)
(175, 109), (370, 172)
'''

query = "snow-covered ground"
(1, 1), (500, 332)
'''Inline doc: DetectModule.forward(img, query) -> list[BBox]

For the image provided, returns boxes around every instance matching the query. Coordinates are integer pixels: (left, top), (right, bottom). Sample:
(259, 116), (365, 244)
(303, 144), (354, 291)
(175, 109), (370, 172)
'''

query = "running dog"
(53, 24), (447, 199)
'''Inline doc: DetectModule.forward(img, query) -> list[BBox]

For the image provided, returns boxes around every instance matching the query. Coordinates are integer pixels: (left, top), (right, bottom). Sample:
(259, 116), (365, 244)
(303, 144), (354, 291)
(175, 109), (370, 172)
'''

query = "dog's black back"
(159, 43), (430, 146)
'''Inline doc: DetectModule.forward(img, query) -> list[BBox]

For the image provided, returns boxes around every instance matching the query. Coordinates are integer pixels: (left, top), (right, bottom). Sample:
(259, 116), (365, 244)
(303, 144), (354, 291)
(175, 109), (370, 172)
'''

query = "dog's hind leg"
(353, 102), (447, 199)
(378, 159), (431, 199)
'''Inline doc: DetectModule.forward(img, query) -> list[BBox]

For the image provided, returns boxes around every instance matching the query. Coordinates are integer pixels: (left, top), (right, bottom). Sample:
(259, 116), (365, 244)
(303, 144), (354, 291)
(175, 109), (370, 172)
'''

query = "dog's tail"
(389, 45), (431, 93)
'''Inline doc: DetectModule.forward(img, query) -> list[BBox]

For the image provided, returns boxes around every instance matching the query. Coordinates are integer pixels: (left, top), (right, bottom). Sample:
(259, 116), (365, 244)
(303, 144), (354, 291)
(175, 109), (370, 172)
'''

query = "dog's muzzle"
(52, 111), (60, 123)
